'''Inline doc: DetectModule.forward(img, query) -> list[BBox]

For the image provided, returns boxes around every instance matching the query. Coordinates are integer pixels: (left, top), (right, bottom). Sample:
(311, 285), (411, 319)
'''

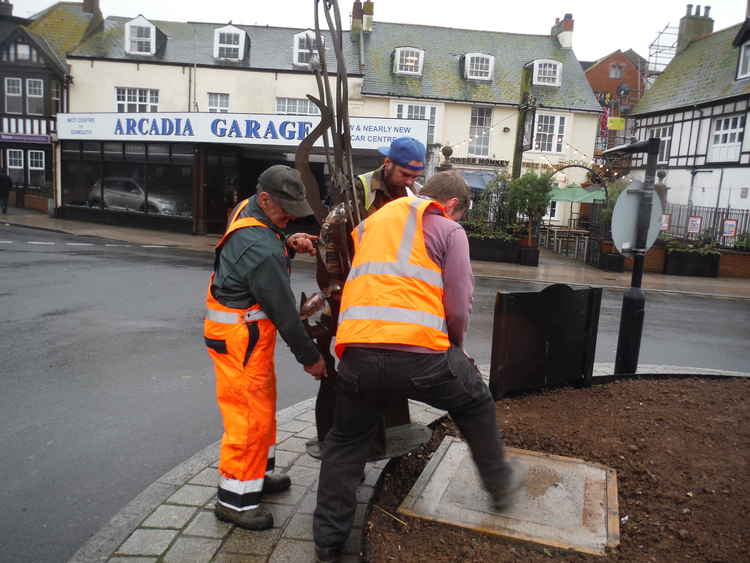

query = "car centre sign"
(56, 113), (428, 150)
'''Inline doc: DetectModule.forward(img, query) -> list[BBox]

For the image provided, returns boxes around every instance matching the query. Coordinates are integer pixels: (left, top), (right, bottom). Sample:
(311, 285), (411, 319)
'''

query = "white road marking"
(66, 242), (94, 246)
(141, 245), (168, 248)
(28, 241), (55, 245)
(0, 240), (12, 244)
(104, 244), (132, 247)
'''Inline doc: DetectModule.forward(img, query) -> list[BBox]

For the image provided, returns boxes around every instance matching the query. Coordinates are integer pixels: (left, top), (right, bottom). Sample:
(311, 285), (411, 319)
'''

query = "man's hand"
(304, 356), (327, 380)
(286, 233), (319, 256)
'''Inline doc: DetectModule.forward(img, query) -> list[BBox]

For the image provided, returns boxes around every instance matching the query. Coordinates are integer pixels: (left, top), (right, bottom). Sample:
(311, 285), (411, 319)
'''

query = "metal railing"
(662, 203), (750, 247)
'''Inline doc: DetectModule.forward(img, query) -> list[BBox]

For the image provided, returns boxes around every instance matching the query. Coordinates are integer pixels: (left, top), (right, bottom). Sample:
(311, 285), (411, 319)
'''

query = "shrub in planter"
(465, 225), (520, 263)
(734, 232), (750, 252)
(663, 237), (721, 277)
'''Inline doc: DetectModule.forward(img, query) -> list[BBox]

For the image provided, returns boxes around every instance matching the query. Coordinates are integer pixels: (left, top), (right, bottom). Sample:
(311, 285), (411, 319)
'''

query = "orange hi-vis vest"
(335, 196), (450, 358)
(204, 199), (286, 325)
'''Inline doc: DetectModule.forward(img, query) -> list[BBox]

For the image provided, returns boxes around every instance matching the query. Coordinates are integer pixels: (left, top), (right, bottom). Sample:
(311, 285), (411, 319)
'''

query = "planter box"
(664, 251), (720, 277)
(468, 237), (520, 263)
(519, 247), (539, 267)
(600, 253), (625, 272)
(23, 193), (50, 213)
(718, 250), (750, 278)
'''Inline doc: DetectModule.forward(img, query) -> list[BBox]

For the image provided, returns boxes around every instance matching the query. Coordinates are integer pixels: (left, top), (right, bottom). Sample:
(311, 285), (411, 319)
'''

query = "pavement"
(4, 207), (749, 562)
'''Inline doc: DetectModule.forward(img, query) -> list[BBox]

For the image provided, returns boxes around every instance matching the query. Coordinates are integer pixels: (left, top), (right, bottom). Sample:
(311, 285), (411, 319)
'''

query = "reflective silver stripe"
(348, 261), (443, 288)
(340, 305), (447, 333)
(205, 308), (268, 323)
(349, 198), (442, 287)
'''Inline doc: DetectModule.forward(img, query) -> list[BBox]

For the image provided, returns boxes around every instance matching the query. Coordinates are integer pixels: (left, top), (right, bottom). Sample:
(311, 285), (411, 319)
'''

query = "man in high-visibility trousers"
(205, 165), (326, 531)
(313, 172), (521, 562)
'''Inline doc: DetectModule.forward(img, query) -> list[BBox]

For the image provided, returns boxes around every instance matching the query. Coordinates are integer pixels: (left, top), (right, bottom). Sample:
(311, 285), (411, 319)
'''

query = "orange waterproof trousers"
(205, 285), (278, 511)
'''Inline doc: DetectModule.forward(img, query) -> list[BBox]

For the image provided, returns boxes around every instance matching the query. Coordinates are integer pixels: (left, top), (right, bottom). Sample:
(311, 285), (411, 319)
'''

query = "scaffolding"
(648, 24), (678, 79)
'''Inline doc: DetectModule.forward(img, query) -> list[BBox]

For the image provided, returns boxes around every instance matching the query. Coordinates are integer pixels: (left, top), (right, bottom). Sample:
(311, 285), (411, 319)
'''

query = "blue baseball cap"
(377, 137), (426, 171)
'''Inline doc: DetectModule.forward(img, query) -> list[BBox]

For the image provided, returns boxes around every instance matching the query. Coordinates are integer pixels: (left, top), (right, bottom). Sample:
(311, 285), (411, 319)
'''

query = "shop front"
(56, 112), (427, 234)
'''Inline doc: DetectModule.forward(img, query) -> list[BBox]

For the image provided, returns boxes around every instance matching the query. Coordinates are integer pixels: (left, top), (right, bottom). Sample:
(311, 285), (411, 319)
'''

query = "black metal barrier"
(489, 283), (602, 398)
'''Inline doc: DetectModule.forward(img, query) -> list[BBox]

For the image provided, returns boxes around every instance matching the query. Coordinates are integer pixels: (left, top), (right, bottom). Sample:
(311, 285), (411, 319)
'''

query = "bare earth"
(364, 377), (750, 563)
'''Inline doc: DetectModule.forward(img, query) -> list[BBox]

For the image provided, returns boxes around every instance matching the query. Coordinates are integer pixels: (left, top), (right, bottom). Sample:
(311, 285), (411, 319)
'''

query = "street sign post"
(603, 137), (661, 375)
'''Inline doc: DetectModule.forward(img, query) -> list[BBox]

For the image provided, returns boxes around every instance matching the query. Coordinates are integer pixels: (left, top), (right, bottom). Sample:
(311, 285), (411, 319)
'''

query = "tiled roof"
(26, 2), (99, 59)
(24, 28), (68, 75)
(361, 22), (600, 113)
(632, 23), (750, 115)
(69, 16), (360, 73)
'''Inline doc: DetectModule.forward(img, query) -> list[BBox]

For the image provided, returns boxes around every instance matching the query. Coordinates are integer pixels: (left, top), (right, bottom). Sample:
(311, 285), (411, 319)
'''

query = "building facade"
(629, 5), (750, 213)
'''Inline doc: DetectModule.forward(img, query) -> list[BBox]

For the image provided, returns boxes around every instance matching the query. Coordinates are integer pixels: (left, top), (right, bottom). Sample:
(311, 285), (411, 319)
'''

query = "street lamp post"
(603, 137), (660, 374)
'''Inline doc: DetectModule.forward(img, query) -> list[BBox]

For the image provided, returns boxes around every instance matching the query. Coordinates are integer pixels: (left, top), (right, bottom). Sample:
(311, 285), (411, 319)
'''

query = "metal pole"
(614, 137), (659, 374)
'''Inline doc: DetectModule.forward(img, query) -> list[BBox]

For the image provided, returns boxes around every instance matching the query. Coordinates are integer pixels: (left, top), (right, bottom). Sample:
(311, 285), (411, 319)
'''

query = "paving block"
(189, 467), (219, 487)
(295, 491), (318, 514)
(141, 505), (197, 529)
(294, 424), (318, 439)
(399, 437), (620, 556)
(282, 513), (314, 540)
(166, 484), (216, 506)
(276, 430), (294, 443)
(294, 453), (321, 470)
(265, 502), (295, 528)
(294, 409), (317, 423)
(352, 503), (368, 529)
(263, 484), (308, 506)
(274, 449), (300, 469)
(343, 527), (363, 555)
(115, 529), (177, 556)
(162, 536), (220, 563)
(109, 558), (157, 563)
(183, 510), (232, 538)
(268, 538), (316, 563)
(278, 436), (308, 453)
(212, 553), (266, 563)
(284, 464), (319, 487)
(355, 485), (375, 504)
(277, 419), (309, 433)
(221, 526), (281, 555)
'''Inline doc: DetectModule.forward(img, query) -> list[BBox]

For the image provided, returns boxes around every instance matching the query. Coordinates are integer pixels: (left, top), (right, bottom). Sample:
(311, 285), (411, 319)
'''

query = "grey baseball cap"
(256, 165), (314, 217)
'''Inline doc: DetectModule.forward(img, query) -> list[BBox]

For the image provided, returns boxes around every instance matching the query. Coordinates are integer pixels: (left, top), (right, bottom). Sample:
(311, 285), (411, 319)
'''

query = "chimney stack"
(551, 13), (574, 49)
(82, 0), (100, 14)
(677, 4), (713, 53)
(351, 1), (363, 33)
(0, 0), (13, 18)
(362, 1), (373, 32)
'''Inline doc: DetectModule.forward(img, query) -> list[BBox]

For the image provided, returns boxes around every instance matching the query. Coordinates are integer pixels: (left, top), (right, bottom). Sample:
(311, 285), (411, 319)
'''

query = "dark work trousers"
(313, 346), (511, 549)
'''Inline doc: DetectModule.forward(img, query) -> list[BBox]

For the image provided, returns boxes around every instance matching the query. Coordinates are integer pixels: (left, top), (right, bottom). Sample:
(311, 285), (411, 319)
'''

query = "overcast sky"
(18, 0), (748, 62)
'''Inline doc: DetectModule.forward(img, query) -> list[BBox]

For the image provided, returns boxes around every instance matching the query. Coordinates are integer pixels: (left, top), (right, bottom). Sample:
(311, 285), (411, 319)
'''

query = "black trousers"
(313, 346), (511, 549)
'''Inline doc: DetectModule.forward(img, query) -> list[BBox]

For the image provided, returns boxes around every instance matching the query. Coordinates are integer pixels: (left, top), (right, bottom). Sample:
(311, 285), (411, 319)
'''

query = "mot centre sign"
(56, 113), (428, 150)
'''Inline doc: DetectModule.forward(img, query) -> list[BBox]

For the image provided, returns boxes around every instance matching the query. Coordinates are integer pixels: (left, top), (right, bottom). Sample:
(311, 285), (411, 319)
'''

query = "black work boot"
(315, 544), (342, 563)
(214, 503), (274, 530)
(490, 460), (524, 511)
(263, 473), (291, 494)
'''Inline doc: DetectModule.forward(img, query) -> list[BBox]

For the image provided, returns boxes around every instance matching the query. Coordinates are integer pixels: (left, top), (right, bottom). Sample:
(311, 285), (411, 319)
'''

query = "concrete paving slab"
(115, 529), (177, 557)
(141, 505), (197, 529)
(182, 510), (233, 538)
(399, 437), (619, 556)
(162, 536), (221, 563)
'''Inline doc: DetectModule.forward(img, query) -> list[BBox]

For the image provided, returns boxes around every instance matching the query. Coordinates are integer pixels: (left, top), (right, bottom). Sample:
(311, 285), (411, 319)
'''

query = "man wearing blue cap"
(356, 136), (426, 212)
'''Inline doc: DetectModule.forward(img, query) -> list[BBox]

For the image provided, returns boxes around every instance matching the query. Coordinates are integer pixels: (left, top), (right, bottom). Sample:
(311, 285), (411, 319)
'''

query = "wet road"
(0, 223), (747, 562)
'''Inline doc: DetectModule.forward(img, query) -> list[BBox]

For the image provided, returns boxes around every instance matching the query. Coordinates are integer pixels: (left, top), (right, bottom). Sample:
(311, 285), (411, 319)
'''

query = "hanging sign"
(722, 219), (738, 237)
(687, 216), (703, 234)
(607, 117), (625, 131)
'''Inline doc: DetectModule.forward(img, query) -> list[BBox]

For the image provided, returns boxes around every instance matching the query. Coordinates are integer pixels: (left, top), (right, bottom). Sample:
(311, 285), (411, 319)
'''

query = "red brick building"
(581, 49), (648, 152)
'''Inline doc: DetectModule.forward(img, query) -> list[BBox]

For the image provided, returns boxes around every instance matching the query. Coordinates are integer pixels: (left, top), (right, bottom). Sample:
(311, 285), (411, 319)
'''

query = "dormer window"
(393, 47), (424, 76)
(533, 59), (562, 86)
(125, 17), (156, 56)
(465, 53), (494, 81)
(214, 25), (246, 61)
(738, 41), (750, 79)
(294, 30), (324, 67)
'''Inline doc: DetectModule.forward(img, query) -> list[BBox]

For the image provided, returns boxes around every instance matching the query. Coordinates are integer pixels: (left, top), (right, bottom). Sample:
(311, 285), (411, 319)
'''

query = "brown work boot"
(315, 544), (342, 563)
(214, 503), (274, 530)
(490, 460), (524, 511)
(263, 473), (291, 494)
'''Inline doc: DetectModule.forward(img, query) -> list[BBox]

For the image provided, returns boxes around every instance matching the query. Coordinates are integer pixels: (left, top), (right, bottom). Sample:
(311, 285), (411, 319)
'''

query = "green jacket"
(211, 195), (320, 366)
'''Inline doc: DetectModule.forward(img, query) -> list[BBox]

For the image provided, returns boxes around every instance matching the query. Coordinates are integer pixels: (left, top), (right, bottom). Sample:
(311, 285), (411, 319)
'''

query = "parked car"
(88, 177), (186, 215)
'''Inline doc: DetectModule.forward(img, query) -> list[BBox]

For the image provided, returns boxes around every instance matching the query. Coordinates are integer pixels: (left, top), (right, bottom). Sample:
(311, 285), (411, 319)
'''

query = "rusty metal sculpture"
(294, 0), (430, 460)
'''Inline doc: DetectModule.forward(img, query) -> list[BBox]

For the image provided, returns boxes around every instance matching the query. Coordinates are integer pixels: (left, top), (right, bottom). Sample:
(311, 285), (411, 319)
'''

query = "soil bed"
(365, 377), (750, 562)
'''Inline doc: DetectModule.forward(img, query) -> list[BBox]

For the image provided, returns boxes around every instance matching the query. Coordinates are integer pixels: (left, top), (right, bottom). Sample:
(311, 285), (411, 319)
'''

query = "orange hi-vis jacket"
(335, 196), (450, 358)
